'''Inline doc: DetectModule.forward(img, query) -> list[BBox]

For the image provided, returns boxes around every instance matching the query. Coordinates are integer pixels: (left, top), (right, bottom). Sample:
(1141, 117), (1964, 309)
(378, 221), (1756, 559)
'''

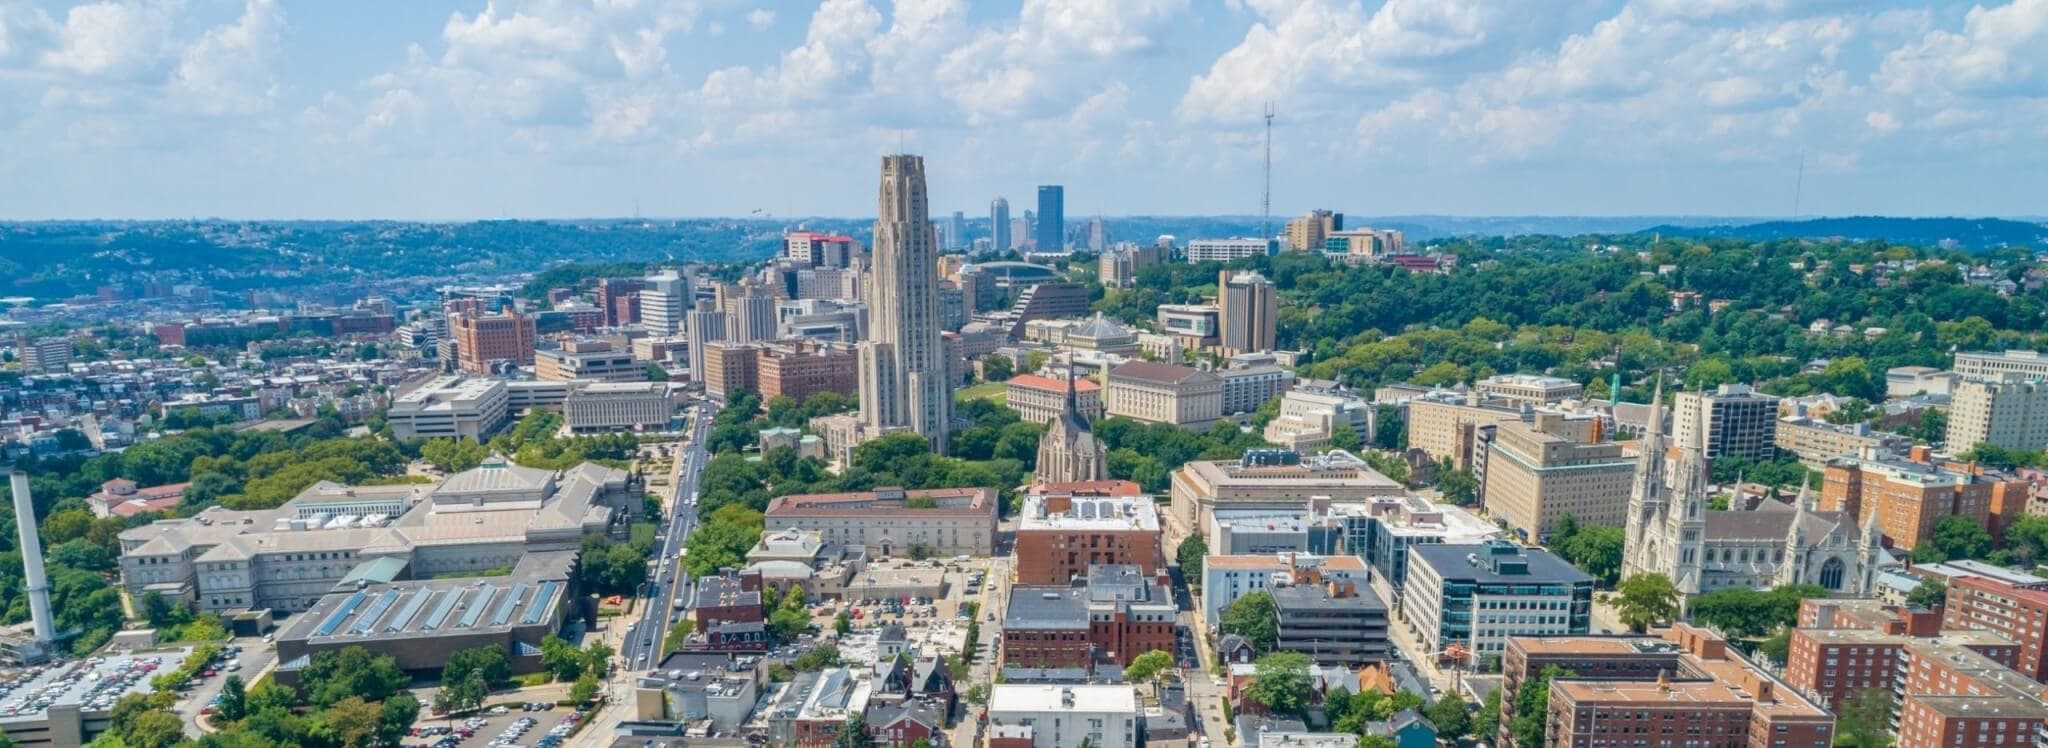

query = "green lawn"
(955, 381), (1008, 405)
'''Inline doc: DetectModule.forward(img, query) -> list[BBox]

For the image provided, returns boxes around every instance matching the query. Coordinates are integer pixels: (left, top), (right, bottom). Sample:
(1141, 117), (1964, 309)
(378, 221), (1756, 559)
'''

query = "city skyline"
(0, 0), (2042, 220)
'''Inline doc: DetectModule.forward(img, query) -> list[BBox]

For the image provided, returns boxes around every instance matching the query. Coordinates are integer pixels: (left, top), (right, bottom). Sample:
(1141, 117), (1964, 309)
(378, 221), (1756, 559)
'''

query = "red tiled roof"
(1007, 374), (1100, 393)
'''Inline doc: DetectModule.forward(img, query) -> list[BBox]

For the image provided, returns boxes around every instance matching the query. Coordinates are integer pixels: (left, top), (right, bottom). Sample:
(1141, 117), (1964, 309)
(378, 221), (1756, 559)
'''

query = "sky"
(0, 0), (2044, 221)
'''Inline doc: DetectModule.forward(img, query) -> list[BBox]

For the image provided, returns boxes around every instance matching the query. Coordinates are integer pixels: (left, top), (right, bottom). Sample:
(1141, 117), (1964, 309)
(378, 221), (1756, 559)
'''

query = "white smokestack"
(11, 472), (55, 643)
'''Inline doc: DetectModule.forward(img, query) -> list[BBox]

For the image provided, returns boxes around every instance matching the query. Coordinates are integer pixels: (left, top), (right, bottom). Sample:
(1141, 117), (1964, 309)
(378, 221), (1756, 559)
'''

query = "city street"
(621, 399), (715, 671)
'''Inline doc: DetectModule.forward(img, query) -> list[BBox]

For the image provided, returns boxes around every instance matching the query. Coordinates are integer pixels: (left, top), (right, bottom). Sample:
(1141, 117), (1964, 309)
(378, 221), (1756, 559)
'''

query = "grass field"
(955, 381), (1007, 405)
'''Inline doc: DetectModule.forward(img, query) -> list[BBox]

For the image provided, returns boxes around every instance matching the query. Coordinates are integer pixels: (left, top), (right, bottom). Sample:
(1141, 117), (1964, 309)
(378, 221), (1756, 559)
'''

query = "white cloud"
(1865, 110), (1900, 135)
(745, 8), (775, 29)
(36, 0), (177, 80)
(170, 0), (285, 116)
(1877, 0), (2048, 98)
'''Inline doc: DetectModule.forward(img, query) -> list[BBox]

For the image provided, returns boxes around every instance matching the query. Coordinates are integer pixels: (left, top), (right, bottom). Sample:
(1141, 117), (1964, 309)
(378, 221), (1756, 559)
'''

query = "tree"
(1614, 573), (1681, 633)
(664, 619), (696, 652)
(832, 714), (874, 748)
(1835, 688), (1896, 748)
(570, 672), (602, 703)
(1123, 650), (1174, 683)
(1907, 577), (1948, 609)
(1758, 629), (1792, 665)
(325, 696), (385, 748)
(1511, 666), (1573, 748)
(1555, 525), (1625, 587)
(379, 694), (422, 747)
(1218, 591), (1278, 653)
(125, 709), (187, 748)
(1437, 464), (1476, 506)
(981, 355), (1014, 382)
(1424, 693), (1471, 739)
(435, 670), (489, 716)
(834, 611), (852, 636)
(1916, 514), (1994, 562)
(301, 645), (408, 707)
(1472, 688), (1501, 743)
(794, 644), (843, 672)
(541, 634), (586, 681)
(444, 645), (511, 687)
(1176, 535), (1207, 589)
(217, 674), (247, 722)
(1246, 652), (1312, 716)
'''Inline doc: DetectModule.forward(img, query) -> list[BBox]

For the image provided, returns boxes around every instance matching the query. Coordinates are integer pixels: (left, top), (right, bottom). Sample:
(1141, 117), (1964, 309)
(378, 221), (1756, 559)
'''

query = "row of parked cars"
(0, 655), (168, 718)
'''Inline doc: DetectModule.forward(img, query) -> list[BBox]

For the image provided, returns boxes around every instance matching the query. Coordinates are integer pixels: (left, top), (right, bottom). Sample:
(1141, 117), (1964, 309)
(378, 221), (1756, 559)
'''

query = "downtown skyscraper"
(990, 197), (1011, 251)
(859, 155), (953, 453)
(1036, 185), (1064, 251)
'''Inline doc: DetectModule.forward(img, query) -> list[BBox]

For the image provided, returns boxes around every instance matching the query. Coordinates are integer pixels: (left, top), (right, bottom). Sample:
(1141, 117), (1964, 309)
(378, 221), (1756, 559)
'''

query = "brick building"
(701, 341), (761, 402)
(1013, 482), (1162, 585)
(1821, 447), (2013, 550)
(1002, 565), (1175, 669)
(449, 309), (536, 373)
(1942, 575), (2048, 681)
(757, 341), (859, 403)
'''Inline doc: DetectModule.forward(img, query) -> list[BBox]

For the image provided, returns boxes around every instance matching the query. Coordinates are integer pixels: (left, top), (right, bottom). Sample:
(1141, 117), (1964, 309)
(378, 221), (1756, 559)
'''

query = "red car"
(200, 669), (217, 678)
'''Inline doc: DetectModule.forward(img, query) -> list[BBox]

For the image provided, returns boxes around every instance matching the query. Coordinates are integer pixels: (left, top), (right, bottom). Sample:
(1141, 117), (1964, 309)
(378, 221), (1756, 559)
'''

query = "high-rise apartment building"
(449, 309), (536, 374)
(1819, 448), (2023, 549)
(1035, 186), (1064, 252)
(1941, 575), (2048, 681)
(1672, 383), (1779, 460)
(1953, 349), (2048, 381)
(1217, 270), (1278, 356)
(858, 155), (953, 453)
(1083, 217), (1107, 251)
(701, 341), (760, 402)
(685, 302), (729, 384)
(1947, 377), (2048, 452)
(990, 198), (1011, 253)
(1283, 209), (1342, 252)
(640, 270), (690, 335)
(19, 336), (70, 374)
(722, 282), (778, 343)
(1186, 238), (1276, 263)
(595, 277), (644, 326)
(947, 211), (966, 250)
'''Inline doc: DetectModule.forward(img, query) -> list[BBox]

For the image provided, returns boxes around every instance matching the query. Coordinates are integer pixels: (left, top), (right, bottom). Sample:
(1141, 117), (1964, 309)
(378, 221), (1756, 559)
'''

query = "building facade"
(1186, 238), (1275, 264)
(1672, 383), (1779, 460)
(1218, 270), (1279, 357)
(1947, 377), (2048, 452)
(449, 310), (536, 373)
(1480, 421), (1634, 540)
(1401, 542), (1592, 667)
(763, 487), (997, 557)
(1008, 374), (1105, 425)
(1014, 487), (1162, 585)
(535, 339), (645, 383)
(1105, 361), (1222, 429)
(859, 155), (955, 453)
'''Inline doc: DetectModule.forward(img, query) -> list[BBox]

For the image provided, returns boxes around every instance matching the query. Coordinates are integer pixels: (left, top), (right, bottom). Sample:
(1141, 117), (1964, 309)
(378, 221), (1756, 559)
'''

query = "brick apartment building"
(1501, 625), (1834, 748)
(1013, 481), (1162, 585)
(1942, 575), (2048, 681)
(449, 309), (536, 373)
(1785, 599), (2019, 709)
(758, 341), (859, 403)
(1002, 565), (1174, 669)
(1821, 446), (2020, 550)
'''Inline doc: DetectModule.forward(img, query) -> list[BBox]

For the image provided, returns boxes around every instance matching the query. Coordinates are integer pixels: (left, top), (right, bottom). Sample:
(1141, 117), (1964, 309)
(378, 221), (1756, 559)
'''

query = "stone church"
(1621, 382), (1890, 597)
(1035, 369), (1107, 484)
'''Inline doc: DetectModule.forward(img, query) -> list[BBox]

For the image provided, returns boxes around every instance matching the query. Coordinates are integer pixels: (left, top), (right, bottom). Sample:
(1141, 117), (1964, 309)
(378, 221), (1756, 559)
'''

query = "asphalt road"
(621, 400), (716, 671)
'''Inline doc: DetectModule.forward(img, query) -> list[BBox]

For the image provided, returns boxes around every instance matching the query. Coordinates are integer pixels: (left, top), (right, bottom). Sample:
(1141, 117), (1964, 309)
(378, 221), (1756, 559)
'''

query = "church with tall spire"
(1623, 378), (1890, 596)
(1035, 367), (1107, 484)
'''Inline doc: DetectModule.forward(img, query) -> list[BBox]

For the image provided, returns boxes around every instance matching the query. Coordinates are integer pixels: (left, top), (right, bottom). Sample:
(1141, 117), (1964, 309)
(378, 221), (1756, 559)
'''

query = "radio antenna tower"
(1792, 150), (1805, 218)
(1261, 102), (1275, 241)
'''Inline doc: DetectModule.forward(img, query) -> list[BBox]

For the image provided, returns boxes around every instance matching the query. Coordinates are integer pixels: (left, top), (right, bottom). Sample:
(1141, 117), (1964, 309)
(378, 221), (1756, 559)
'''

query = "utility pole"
(1261, 102), (1275, 242)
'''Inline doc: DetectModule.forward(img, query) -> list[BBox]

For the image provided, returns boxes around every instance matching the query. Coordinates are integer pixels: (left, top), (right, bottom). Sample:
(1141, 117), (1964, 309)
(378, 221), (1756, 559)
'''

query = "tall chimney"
(11, 472), (55, 643)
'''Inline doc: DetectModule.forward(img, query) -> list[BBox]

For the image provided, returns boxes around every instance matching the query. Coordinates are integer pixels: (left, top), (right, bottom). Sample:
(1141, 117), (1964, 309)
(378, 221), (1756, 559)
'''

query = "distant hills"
(1640, 216), (2048, 251)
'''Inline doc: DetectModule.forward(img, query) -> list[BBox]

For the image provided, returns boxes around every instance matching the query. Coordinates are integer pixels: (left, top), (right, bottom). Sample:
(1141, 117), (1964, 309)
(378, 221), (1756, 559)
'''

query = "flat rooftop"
(1019, 495), (1159, 532)
(278, 571), (567, 644)
(989, 684), (1138, 714)
(1409, 544), (1593, 585)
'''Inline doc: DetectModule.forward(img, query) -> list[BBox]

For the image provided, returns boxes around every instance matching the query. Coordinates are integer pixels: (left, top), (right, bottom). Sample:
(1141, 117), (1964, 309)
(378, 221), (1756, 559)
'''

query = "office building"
(1008, 374), (1104, 425)
(449, 309), (536, 373)
(1820, 449), (2012, 550)
(1014, 485), (1162, 585)
(764, 486), (997, 557)
(1005, 282), (1092, 337)
(595, 277), (645, 326)
(1003, 565), (1175, 669)
(991, 198), (1012, 253)
(1105, 361), (1221, 429)
(272, 554), (571, 683)
(1322, 229), (1405, 258)
(563, 382), (676, 433)
(1218, 364), (1295, 415)
(1284, 210), (1342, 252)
(783, 232), (859, 269)
(640, 270), (690, 335)
(1672, 383), (1779, 460)
(386, 375), (510, 440)
(859, 156), (954, 453)
(1156, 304), (1221, 348)
(1775, 417), (1911, 469)
(1475, 375), (1581, 407)
(1218, 270), (1279, 356)
(1480, 420), (1634, 540)
(1272, 571), (1391, 666)
(1953, 349), (2048, 381)
(946, 211), (966, 250)
(1343, 496), (1501, 590)
(1199, 554), (1368, 625)
(18, 337), (69, 374)
(1403, 395), (1526, 470)
(535, 339), (645, 383)
(1402, 541), (1592, 667)
(1186, 238), (1276, 264)
(1098, 242), (1162, 289)
(1948, 377), (2048, 452)
(1168, 452), (1403, 550)
(986, 685), (1140, 748)
(721, 282), (779, 343)
(1262, 380), (1372, 453)
(1886, 365), (1960, 398)
(1500, 626), (1834, 748)
(1035, 186), (1065, 252)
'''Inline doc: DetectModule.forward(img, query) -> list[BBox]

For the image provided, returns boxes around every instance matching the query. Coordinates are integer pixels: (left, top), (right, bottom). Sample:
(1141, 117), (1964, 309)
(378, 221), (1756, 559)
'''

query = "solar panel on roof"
(457, 586), (497, 628)
(489, 584), (527, 627)
(521, 581), (560, 625)
(350, 589), (402, 635)
(423, 588), (465, 631)
(314, 591), (368, 638)
(389, 589), (434, 632)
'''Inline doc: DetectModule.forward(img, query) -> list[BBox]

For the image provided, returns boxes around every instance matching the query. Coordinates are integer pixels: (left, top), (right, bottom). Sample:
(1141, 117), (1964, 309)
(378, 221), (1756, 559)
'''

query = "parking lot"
(408, 702), (584, 748)
(0, 649), (191, 723)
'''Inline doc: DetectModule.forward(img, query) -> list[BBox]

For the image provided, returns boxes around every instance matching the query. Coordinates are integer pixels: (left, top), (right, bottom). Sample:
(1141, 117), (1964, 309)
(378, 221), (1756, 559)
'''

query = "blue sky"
(1, 0), (2044, 221)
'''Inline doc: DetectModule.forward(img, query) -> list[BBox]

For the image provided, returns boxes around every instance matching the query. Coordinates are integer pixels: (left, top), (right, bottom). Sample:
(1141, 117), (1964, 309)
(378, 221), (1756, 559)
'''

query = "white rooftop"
(1019, 495), (1160, 532)
(988, 684), (1139, 715)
